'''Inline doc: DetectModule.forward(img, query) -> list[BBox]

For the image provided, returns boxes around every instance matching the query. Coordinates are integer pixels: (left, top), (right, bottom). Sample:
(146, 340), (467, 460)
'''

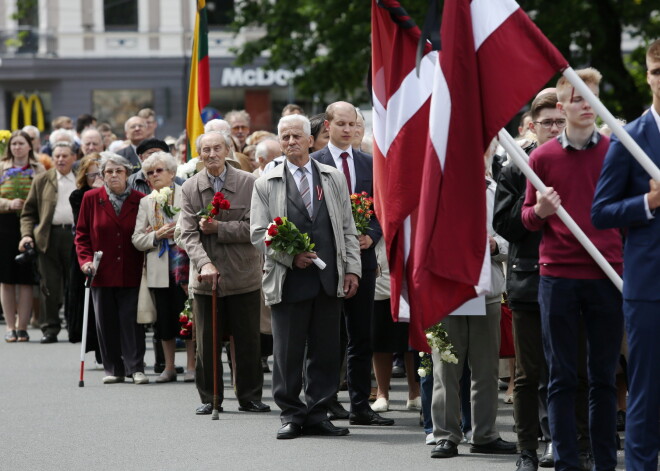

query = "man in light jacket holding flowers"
(250, 114), (361, 440)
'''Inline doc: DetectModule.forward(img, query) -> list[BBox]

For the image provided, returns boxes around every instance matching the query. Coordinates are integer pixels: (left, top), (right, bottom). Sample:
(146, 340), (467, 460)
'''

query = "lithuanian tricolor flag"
(186, 0), (210, 160)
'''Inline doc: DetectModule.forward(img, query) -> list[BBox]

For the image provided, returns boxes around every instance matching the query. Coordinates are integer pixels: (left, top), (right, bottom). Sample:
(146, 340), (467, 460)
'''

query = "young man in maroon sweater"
(521, 68), (623, 471)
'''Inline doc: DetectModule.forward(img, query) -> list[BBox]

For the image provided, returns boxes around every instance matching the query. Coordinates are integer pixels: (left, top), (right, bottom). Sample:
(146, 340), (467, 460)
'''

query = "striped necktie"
(297, 167), (312, 217)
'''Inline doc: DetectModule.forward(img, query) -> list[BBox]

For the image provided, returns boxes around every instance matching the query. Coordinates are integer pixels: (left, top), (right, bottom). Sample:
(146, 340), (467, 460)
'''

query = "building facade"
(0, 0), (302, 138)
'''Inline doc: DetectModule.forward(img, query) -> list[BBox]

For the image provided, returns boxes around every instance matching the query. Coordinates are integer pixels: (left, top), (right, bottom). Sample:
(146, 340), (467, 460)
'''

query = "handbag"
(499, 295), (515, 358)
(137, 264), (156, 324)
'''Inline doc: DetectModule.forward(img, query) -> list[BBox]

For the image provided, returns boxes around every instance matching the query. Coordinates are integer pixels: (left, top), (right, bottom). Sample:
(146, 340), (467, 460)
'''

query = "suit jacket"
(592, 111), (660, 301)
(20, 167), (74, 252)
(250, 158), (362, 306)
(117, 145), (141, 172)
(311, 147), (382, 270)
(132, 183), (183, 288)
(75, 186), (145, 287)
(178, 165), (262, 297)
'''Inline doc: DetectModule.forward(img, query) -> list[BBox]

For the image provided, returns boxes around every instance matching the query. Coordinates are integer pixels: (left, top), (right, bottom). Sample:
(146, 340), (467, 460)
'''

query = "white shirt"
(263, 156), (285, 175)
(287, 160), (314, 214)
(328, 141), (356, 193)
(52, 170), (76, 225)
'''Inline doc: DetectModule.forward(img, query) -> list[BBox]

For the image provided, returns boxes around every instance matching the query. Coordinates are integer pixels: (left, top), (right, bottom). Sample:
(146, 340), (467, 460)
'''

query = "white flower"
(419, 351), (425, 358)
(426, 333), (433, 339)
(148, 189), (159, 200)
(176, 158), (199, 179)
(160, 186), (172, 198)
(265, 233), (273, 242)
(417, 368), (427, 378)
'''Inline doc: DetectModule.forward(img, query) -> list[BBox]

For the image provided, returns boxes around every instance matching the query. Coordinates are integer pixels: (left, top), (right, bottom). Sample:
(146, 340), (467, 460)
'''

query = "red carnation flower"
(219, 200), (230, 210)
(185, 321), (193, 330)
(210, 207), (219, 216)
(265, 240), (272, 247)
(180, 328), (188, 336)
(179, 314), (188, 324)
(274, 217), (283, 226)
(267, 225), (278, 236)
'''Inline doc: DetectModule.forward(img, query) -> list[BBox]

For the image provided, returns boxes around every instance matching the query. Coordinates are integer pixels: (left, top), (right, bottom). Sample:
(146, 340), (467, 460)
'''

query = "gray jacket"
(250, 159), (361, 306)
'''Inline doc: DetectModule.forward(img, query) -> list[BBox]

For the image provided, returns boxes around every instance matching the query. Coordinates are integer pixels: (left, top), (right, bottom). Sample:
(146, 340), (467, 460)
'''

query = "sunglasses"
(146, 167), (166, 177)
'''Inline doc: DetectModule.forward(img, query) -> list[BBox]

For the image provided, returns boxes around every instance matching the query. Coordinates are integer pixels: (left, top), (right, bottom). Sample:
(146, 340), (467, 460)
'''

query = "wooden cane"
(199, 273), (220, 420)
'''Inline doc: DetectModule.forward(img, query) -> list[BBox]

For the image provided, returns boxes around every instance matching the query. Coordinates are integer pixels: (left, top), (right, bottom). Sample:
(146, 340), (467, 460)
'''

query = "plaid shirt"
(556, 128), (601, 151)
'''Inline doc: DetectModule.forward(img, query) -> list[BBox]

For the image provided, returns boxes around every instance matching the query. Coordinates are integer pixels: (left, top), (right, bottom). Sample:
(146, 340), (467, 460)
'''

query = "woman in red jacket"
(75, 152), (147, 385)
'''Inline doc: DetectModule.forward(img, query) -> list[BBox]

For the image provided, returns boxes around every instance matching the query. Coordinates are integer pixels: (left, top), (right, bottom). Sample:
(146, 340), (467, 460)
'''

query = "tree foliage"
(232, 0), (660, 119)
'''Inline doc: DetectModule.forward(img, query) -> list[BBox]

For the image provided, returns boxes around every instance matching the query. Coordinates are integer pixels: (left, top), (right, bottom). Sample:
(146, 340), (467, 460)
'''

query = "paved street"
(0, 325), (627, 471)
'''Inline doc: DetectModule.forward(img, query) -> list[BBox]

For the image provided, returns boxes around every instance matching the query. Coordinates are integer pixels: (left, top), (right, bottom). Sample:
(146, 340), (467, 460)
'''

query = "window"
(206, 0), (234, 28)
(104, 0), (138, 31)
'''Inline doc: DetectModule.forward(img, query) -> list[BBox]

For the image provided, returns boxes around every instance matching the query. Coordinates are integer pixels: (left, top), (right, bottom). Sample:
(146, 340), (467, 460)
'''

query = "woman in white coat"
(132, 152), (194, 382)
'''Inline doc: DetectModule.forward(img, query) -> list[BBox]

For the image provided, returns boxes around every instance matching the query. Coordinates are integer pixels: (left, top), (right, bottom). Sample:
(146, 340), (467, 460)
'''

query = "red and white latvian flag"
(371, 0), (435, 330)
(411, 0), (568, 338)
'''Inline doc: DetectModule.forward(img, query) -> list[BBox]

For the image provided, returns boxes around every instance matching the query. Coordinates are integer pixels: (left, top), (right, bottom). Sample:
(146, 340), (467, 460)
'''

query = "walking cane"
(79, 251), (103, 387)
(198, 273), (220, 420)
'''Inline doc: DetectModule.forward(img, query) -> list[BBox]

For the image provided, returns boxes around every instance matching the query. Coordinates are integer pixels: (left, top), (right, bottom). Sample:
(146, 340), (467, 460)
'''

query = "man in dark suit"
(591, 39), (660, 471)
(116, 116), (147, 172)
(311, 101), (392, 426)
(250, 114), (361, 439)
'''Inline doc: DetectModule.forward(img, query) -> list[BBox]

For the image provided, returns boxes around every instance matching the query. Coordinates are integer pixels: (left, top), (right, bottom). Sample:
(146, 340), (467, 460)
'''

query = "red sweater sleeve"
(75, 190), (94, 269)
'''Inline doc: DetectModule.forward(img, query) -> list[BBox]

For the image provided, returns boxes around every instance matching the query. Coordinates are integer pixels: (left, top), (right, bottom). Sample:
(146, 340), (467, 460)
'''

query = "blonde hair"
(647, 39), (660, 62)
(556, 68), (602, 103)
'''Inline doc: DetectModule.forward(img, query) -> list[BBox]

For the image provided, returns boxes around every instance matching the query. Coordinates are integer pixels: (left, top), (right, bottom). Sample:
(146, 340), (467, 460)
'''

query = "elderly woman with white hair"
(74, 152), (148, 385)
(132, 152), (194, 382)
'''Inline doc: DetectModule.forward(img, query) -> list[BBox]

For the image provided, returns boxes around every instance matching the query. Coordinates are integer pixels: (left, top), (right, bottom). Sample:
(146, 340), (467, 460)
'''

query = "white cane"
(79, 251), (103, 387)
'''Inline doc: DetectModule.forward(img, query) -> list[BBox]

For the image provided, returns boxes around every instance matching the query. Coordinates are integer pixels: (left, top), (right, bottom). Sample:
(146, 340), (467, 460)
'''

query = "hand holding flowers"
(197, 191), (230, 222)
(265, 216), (326, 270)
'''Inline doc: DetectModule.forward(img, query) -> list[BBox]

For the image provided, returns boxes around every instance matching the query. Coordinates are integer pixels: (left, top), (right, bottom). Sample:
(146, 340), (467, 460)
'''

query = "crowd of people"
(1, 39), (660, 471)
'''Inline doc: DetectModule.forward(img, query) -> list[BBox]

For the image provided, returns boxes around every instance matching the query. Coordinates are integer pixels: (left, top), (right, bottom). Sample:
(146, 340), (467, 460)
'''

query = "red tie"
(340, 152), (352, 194)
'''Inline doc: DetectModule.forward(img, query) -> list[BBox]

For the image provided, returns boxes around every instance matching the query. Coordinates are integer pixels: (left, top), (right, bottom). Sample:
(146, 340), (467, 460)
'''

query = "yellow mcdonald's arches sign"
(11, 94), (45, 131)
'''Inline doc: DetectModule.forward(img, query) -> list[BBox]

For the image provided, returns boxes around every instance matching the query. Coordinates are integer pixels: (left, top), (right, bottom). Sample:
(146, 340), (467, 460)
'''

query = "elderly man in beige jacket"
(250, 114), (361, 440)
(178, 131), (269, 415)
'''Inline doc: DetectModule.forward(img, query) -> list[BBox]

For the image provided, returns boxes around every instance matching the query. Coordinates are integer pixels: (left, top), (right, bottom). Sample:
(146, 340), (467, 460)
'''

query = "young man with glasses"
(521, 68), (623, 471)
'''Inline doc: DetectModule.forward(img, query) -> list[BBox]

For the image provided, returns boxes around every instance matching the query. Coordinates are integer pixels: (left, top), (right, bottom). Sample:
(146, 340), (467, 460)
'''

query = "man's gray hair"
(204, 119), (230, 133)
(99, 152), (133, 173)
(22, 125), (40, 139)
(195, 131), (233, 155)
(52, 141), (75, 153)
(278, 115), (311, 137)
(255, 138), (278, 160)
(141, 151), (178, 174)
(49, 129), (75, 146)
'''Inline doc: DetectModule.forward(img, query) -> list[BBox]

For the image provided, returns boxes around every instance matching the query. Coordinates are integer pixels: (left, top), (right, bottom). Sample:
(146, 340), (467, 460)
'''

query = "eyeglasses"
(146, 167), (166, 177)
(534, 119), (567, 129)
(104, 168), (126, 176)
(85, 172), (101, 179)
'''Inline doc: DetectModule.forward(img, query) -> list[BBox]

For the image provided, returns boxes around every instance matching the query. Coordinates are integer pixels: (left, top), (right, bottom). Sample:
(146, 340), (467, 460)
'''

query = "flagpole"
(562, 67), (660, 181)
(497, 129), (623, 292)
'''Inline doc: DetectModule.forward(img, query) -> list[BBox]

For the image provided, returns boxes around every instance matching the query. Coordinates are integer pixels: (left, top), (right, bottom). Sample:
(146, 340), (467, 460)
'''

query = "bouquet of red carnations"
(197, 191), (230, 221)
(178, 299), (193, 338)
(265, 216), (326, 269)
(350, 191), (374, 235)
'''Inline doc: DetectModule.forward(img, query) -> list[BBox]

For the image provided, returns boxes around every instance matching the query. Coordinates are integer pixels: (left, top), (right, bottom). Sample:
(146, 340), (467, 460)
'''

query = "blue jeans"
(539, 276), (622, 471)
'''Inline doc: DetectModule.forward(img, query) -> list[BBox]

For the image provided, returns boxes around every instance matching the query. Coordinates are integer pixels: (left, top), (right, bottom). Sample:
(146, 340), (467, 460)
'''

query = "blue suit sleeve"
(592, 133), (650, 230)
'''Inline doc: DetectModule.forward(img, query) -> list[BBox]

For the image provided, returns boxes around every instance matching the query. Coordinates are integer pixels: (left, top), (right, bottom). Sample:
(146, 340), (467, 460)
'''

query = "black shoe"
(431, 439), (458, 458)
(154, 363), (165, 374)
(470, 437), (517, 455)
(238, 400), (271, 412)
(516, 450), (539, 471)
(538, 441), (554, 468)
(277, 422), (302, 439)
(616, 410), (626, 431)
(578, 451), (594, 471)
(349, 409), (394, 426)
(303, 419), (350, 436)
(327, 399), (349, 420)
(261, 357), (271, 373)
(195, 403), (223, 415)
(40, 334), (58, 344)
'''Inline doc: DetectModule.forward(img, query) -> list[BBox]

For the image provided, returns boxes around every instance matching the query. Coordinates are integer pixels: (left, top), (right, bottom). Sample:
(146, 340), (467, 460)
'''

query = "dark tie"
(340, 152), (352, 194)
(297, 168), (312, 217)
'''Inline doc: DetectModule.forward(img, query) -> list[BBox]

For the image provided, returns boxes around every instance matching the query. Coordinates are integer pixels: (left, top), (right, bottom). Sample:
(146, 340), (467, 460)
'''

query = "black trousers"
(343, 268), (377, 413)
(193, 290), (262, 405)
(91, 286), (145, 377)
(271, 290), (342, 426)
(38, 226), (74, 336)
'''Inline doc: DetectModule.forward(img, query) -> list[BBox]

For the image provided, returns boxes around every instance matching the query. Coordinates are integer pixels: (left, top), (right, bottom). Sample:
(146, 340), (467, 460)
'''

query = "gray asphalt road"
(0, 325), (626, 471)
